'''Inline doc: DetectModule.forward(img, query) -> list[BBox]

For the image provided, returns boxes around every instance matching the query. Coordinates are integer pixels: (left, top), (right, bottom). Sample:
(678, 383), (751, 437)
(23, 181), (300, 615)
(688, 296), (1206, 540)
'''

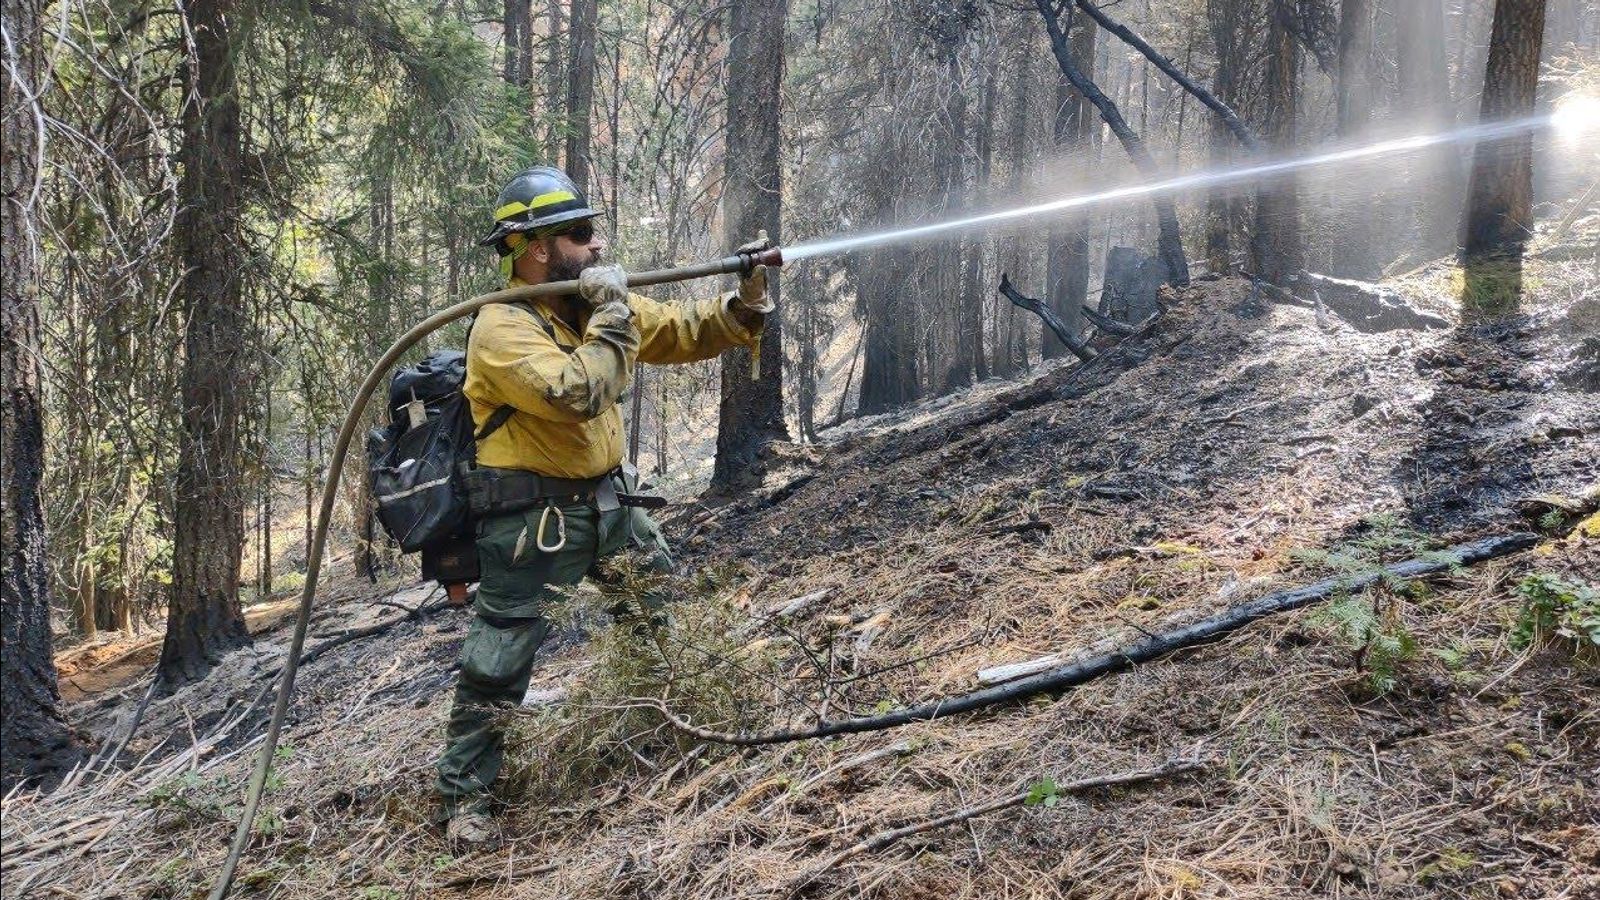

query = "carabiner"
(536, 503), (567, 553)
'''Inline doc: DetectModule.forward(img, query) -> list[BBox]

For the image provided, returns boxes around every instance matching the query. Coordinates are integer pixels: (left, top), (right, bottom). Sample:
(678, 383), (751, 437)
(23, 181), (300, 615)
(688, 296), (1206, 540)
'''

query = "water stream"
(781, 114), (1562, 262)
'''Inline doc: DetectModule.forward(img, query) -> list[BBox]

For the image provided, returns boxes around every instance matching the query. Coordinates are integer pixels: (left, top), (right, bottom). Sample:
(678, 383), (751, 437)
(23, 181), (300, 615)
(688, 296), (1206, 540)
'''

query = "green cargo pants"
(434, 493), (672, 816)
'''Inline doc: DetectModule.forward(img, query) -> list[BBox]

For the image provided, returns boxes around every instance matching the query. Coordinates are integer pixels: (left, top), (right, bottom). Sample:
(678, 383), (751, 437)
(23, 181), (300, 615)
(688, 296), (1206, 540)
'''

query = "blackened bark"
(161, 0), (253, 687)
(1250, 1), (1302, 285)
(1, 0), (81, 789)
(1333, 0), (1376, 277)
(711, 0), (789, 492)
(1034, 0), (1190, 286)
(1044, 15), (1096, 360)
(1204, 0), (1249, 274)
(858, 246), (921, 415)
(1460, 0), (1548, 312)
(563, 0), (598, 192)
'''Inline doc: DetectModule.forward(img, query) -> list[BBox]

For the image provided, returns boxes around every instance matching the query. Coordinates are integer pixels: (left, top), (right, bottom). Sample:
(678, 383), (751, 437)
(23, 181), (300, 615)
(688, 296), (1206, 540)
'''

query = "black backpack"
(366, 351), (512, 556)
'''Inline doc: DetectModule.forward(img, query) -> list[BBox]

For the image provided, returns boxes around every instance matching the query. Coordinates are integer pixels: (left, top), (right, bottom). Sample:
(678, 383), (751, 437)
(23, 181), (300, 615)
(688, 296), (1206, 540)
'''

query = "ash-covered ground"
(5, 251), (1596, 900)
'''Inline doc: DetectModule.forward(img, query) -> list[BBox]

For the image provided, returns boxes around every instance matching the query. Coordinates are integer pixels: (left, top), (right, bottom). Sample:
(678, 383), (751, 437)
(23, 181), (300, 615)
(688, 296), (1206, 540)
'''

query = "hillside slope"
(4, 262), (1597, 900)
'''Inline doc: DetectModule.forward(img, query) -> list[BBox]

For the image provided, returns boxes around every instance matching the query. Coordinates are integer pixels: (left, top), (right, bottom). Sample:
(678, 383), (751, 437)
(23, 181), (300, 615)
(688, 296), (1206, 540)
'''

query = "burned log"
(1080, 304), (1138, 337)
(655, 532), (1537, 746)
(1289, 272), (1451, 332)
(998, 274), (1096, 362)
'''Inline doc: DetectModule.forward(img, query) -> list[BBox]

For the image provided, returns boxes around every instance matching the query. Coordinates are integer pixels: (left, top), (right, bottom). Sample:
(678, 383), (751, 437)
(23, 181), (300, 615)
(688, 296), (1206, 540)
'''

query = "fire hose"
(209, 247), (783, 900)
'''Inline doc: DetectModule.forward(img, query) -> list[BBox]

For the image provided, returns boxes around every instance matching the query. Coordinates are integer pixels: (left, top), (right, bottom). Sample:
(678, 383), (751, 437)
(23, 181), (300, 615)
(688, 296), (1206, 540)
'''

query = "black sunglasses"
(551, 219), (596, 243)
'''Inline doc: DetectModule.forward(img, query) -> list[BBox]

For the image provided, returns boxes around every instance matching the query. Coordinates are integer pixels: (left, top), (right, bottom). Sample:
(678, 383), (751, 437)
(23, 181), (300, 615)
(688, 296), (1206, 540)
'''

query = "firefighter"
(435, 166), (772, 846)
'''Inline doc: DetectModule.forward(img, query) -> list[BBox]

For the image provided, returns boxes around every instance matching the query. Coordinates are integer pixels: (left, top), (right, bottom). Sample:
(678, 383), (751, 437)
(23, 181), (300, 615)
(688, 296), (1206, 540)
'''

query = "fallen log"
(998, 274), (1096, 362)
(1288, 271), (1451, 332)
(1080, 303), (1139, 337)
(654, 532), (1537, 747)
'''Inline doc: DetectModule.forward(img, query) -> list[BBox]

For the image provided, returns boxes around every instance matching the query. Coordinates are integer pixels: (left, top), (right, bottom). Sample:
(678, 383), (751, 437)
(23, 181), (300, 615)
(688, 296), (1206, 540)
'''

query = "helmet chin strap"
(498, 233), (531, 283)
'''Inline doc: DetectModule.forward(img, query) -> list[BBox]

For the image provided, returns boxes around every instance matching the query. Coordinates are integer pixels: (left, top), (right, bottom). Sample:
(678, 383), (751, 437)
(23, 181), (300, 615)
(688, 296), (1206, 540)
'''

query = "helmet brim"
(476, 207), (602, 247)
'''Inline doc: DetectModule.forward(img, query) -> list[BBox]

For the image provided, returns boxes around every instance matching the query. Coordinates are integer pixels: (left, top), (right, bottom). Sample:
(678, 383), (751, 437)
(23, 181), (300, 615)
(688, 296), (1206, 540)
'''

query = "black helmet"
(476, 166), (599, 247)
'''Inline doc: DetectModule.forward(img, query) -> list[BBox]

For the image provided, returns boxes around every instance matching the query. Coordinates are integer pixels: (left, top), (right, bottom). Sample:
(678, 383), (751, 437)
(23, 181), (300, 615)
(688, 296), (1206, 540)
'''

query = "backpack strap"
(508, 300), (577, 354)
(474, 405), (516, 441)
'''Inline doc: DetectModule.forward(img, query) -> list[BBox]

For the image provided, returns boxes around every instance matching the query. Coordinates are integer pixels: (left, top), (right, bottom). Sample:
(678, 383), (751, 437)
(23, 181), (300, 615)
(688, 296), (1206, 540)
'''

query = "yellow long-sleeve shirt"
(465, 279), (762, 478)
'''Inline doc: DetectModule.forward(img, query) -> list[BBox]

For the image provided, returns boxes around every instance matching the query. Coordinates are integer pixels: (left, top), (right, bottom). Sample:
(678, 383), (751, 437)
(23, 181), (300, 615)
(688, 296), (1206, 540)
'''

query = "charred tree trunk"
(2, 0), (80, 789)
(1044, 15), (1096, 359)
(160, 0), (254, 687)
(1250, 0), (1302, 285)
(711, 0), (789, 492)
(1204, 0), (1249, 274)
(1399, 0), (1460, 257)
(858, 244), (921, 415)
(1034, 0), (1190, 286)
(1460, 0), (1548, 313)
(1333, 0), (1376, 277)
(563, 0), (598, 192)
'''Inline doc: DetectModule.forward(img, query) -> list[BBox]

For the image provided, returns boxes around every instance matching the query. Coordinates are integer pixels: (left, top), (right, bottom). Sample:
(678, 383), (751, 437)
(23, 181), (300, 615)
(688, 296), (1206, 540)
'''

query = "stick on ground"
(654, 532), (1536, 747)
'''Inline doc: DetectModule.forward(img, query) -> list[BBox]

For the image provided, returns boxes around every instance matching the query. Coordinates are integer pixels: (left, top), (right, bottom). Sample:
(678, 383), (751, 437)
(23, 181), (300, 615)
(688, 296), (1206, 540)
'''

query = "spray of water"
(782, 114), (1562, 262)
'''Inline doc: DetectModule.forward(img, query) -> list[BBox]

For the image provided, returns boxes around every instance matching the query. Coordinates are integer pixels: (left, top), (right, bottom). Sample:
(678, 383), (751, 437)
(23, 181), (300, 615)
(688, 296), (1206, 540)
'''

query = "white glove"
(578, 264), (631, 317)
(733, 230), (776, 314)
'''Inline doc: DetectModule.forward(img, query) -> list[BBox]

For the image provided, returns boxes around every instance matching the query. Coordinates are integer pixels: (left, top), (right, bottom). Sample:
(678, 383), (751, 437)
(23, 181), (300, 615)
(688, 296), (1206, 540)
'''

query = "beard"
(546, 240), (602, 282)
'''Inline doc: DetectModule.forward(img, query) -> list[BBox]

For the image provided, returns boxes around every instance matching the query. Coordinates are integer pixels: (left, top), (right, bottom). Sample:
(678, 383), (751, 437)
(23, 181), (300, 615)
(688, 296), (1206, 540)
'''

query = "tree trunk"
(1332, 0), (1376, 277)
(543, 0), (566, 160)
(1398, 0), (1461, 256)
(1044, 15), (1096, 360)
(1034, 0), (1190, 286)
(1250, 0), (1302, 285)
(2, 0), (80, 789)
(160, 0), (253, 687)
(711, 0), (789, 492)
(563, 0), (598, 192)
(1204, 0), (1248, 274)
(857, 247), (921, 416)
(504, 0), (534, 87)
(1460, 0), (1548, 313)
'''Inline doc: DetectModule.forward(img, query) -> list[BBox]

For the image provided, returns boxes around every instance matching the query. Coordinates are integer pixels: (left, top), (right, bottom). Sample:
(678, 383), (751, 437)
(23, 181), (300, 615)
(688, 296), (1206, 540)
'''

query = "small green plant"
(1315, 594), (1418, 695)
(1511, 574), (1599, 661)
(1024, 776), (1061, 808)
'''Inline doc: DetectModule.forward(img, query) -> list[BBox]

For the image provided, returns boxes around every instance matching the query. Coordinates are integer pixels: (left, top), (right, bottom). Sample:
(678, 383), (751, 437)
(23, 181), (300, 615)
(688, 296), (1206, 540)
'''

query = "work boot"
(446, 810), (501, 850)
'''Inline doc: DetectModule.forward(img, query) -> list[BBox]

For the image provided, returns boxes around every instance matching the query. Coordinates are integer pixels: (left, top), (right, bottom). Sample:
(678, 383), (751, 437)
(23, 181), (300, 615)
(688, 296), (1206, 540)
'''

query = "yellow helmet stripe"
(494, 190), (578, 222)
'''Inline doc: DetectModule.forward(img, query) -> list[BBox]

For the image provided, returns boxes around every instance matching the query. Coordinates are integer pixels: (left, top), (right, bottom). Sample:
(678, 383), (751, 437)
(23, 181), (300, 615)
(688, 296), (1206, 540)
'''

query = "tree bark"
(504, 0), (534, 88)
(160, 0), (254, 687)
(563, 0), (598, 192)
(1398, 0), (1461, 256)
(1204, 0), (1249, 274)
(1044, 15), (1096, 360)
(1249, 0), (1302, 285)
(1034, 0), (1190, 286)
(1332, 0), (1376, 277)
(711, 0), (789, 492)
(2, 0), (81, 789)
(1460, 0), (1548, 313)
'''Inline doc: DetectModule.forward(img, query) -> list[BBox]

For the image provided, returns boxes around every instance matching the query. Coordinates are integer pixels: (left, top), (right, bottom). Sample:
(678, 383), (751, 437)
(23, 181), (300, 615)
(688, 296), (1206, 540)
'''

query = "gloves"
(733, 230), (776, 314)
(577, 264), (632, 317)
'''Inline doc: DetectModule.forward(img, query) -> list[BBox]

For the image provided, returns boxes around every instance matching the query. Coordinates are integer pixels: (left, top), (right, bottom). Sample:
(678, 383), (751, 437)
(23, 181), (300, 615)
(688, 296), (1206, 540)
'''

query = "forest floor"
(4, 232), (1598, 900)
